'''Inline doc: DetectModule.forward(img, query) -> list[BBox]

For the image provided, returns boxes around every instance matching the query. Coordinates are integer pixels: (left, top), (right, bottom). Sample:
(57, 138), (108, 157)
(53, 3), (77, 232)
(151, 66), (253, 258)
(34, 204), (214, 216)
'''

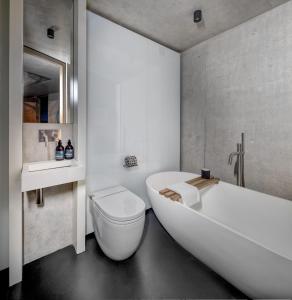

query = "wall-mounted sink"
(23, 160), (76, 172)
(22, 160), (85, 192)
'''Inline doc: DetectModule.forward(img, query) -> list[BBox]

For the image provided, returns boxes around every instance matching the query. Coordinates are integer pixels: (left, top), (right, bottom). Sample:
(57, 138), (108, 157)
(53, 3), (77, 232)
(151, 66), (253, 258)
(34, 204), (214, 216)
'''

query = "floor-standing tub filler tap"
(228, 133), (245, 187)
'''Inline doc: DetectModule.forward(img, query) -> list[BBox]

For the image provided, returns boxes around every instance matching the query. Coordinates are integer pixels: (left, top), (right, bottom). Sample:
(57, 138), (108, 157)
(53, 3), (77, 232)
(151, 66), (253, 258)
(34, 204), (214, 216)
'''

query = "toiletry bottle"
(55, 140), (65, 161)
(64, 140), (74, 160)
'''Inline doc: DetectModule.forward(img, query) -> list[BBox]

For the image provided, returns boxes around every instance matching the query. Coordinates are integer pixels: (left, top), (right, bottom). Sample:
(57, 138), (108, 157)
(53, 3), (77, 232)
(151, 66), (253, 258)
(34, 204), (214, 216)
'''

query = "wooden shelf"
(159, 177), (219, 202)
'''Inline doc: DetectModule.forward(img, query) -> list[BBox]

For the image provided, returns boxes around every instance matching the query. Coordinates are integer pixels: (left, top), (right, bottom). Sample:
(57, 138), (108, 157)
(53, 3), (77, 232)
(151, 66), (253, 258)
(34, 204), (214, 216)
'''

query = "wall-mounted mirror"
(23, 0), (74, 124)
(23, 47), (67, 123)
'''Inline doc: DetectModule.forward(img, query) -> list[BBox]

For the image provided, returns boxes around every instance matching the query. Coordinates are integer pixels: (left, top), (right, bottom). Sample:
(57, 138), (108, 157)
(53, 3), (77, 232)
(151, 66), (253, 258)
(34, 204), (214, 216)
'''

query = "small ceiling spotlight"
(194, 10), (202, 23)
(47, 27), (55, 39)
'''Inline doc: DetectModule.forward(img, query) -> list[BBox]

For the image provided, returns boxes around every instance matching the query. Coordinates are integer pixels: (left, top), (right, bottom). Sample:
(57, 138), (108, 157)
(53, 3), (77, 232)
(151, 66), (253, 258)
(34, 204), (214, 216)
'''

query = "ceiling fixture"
(194, 10), (202, 23)
(47, 27), (55, 39)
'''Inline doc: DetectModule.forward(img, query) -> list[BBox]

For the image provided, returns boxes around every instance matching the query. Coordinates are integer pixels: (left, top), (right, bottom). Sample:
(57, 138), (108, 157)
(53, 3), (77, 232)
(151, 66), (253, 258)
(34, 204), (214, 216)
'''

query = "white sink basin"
(23, 160), (76, 172)
(21, 160), (85, 192)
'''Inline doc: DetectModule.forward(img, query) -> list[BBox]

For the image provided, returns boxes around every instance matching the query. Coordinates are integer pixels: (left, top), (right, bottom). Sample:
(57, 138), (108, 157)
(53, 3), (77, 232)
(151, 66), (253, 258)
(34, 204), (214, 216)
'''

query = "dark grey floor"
(1, 210), (247, 300)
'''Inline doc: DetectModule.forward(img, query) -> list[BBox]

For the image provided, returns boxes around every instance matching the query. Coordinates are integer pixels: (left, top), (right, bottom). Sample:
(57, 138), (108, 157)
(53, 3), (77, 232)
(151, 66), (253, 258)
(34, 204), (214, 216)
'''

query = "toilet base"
(92, 207), (145, 261)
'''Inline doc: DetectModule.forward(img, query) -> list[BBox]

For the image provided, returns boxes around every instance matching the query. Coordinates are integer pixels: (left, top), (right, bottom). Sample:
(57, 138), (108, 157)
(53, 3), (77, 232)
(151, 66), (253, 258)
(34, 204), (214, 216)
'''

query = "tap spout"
(228, 151), (240, 165)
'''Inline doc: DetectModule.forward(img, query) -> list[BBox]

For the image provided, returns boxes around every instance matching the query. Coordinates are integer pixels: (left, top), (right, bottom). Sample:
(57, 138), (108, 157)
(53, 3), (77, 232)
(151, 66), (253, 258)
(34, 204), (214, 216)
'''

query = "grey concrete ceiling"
(87, 0), (290, 52)
(24, 0), (73, 63)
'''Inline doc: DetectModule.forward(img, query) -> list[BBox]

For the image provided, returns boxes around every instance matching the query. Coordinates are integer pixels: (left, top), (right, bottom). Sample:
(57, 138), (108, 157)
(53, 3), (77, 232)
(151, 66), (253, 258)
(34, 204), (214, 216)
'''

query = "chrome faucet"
(228, 133), (245, 187)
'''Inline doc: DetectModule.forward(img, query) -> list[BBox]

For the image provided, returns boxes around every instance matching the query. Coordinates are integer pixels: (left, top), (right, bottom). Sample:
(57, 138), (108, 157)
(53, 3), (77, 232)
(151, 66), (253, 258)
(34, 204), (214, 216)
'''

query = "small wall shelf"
(22, 160), (85, 192)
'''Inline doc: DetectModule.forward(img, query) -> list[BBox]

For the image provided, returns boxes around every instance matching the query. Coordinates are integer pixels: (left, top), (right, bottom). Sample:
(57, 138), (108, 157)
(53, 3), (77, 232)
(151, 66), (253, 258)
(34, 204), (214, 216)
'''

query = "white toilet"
(90, 186), (145, 261)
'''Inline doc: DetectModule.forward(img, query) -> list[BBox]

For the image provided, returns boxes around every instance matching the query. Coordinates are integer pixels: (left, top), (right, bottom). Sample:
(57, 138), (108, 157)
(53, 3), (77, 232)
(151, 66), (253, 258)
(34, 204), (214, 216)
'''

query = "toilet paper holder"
(123, 156), (138, 168)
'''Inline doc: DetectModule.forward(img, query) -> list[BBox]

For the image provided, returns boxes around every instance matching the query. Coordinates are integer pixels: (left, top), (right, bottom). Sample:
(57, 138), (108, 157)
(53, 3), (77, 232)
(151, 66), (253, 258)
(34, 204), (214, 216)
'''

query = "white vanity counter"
(22, 160), (85, 192)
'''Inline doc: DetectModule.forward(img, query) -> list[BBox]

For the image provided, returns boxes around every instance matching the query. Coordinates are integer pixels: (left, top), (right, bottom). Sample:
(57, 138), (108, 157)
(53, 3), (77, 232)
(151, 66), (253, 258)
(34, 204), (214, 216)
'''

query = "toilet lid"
(91, 186), (145, 222)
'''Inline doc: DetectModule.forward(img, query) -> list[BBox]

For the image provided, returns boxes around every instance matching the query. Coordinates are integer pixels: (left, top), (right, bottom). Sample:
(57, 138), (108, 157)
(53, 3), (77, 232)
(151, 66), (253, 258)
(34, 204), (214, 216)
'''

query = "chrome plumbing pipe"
(228, 133), (245, 187)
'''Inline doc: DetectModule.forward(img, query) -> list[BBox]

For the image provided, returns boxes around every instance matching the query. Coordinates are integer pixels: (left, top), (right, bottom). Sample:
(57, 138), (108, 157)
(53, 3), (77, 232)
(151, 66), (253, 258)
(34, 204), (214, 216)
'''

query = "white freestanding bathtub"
(146, 172), (292, 299)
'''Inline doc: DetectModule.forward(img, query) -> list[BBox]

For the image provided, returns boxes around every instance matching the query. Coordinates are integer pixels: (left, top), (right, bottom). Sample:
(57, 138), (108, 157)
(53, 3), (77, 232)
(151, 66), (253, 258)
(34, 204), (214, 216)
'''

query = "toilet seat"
(91, 186), (145, 222)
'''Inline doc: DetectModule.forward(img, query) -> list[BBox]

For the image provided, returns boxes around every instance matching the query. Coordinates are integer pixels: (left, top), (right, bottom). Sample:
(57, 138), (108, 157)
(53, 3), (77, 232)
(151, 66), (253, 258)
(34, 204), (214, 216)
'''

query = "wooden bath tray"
(159, 177), (220, 202)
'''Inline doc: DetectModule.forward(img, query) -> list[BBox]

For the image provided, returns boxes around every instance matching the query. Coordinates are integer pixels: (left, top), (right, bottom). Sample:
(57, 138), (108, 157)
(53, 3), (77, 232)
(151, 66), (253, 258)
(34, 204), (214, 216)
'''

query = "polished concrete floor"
(1, 210), (247, 299)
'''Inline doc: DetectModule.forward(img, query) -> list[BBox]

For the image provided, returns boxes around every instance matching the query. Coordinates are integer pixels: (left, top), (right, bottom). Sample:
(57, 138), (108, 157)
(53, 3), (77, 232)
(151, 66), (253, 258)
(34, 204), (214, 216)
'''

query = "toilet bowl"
(90, 186), (145, 261)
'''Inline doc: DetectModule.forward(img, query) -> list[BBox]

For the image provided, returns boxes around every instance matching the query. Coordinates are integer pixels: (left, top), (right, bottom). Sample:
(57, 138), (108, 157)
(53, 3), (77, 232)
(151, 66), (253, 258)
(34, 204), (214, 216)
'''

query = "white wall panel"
(0, 0), (9, 271)
(9, 0), (23, 286)
(87, 11), (180, 233)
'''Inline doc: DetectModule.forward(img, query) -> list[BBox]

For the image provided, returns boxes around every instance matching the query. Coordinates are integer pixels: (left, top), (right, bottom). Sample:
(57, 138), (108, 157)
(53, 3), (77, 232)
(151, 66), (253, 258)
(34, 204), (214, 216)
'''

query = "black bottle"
(55, 140), (65, 161)
(64, 140), (74, 160)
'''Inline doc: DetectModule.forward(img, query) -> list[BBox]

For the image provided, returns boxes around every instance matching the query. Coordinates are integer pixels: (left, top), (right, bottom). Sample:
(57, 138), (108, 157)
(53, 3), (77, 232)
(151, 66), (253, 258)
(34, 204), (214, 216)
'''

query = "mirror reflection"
(23, 47), (66, 123)
(23, 0), (74, 124)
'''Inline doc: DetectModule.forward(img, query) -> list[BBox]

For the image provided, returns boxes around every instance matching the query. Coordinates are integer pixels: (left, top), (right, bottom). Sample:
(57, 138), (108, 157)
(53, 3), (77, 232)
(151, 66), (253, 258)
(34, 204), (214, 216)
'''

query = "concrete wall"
(0, 0), (9, 271)
(181, 1), (292, 200)
(22, 124), (74, 263)
(23, 124), (73, 163)
(23, 183), (73, 264)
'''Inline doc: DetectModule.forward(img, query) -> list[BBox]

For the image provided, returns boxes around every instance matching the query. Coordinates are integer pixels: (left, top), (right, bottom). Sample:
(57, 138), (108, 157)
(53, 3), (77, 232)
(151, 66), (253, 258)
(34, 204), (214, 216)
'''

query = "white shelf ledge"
(23, 159), (76, 172)
(21, 160), (85, 192)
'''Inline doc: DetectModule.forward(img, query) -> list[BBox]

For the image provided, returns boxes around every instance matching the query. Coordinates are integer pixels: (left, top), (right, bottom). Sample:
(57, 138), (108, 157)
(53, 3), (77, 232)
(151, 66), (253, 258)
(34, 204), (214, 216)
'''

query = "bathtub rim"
(146, 171), (292, 263)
